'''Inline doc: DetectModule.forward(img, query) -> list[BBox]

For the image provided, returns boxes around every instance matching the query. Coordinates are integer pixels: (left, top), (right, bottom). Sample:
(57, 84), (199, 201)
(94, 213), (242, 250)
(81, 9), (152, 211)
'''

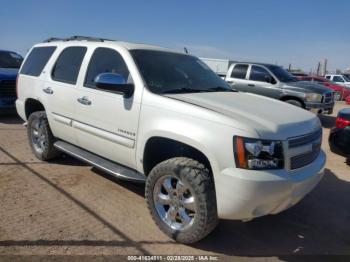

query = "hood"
(166, 92), (320, 140)
(283, 81), (331, 94)
(0, 68), (18, 80)
(341, 82), (350, 87)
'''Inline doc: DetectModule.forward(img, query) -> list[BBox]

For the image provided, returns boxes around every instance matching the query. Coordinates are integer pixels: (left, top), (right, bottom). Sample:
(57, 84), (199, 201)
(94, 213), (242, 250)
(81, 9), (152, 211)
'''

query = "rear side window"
(84, 47), (131, 88)
(325, 76), (331, 80)
(231, 64), (248, 79)
(20, 46), (56, 76)
(52, 47), (87, 85)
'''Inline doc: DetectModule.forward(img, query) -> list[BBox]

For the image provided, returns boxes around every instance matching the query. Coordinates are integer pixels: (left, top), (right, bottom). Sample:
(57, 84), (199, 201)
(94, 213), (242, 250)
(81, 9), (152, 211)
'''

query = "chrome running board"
(54, 141), (146, 183)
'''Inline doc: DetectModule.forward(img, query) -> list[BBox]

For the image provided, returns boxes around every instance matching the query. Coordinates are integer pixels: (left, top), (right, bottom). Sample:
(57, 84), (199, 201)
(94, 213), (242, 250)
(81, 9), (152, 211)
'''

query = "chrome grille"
(0, 80), (16, 97)
(334, 91), (342, 101)
(288, 129), (322, 170)
(290, 144), (321, 170)
(288, 128), (322, 148)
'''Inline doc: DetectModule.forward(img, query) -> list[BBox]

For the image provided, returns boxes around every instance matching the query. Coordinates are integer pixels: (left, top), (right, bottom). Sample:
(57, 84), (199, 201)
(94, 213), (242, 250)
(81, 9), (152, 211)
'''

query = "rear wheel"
(285, 99), (303, 108)
(145, 157), (218, 244)
(27, 111), (60, 161)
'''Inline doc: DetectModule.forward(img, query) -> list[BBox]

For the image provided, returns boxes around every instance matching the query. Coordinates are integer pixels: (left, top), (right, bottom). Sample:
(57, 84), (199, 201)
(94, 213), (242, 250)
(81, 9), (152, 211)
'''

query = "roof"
(233, 61), (282, 68)
(117, 41), (182, 53)
(39, 36), (186, 55)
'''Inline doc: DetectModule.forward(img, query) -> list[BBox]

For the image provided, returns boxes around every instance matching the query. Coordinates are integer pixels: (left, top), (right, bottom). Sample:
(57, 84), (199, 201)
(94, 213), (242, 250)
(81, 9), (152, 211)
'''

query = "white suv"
(16, 36), (325, 243)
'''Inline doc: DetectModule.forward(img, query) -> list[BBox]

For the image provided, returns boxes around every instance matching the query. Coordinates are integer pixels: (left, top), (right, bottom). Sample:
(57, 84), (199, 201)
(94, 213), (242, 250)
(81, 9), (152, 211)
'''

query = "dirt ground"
(0, 102), (349, 261)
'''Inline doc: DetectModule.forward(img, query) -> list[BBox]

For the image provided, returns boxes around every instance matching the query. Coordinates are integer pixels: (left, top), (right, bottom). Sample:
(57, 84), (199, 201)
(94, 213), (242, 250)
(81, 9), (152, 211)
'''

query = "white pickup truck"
(16, 36), (325, 243)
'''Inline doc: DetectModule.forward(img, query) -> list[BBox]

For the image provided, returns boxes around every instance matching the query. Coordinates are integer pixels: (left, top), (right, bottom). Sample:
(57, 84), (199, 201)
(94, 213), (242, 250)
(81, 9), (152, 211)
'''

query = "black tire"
(145, 157), (218, 244)
(285, 99), (303, 108)
(27, 111), (60, 161)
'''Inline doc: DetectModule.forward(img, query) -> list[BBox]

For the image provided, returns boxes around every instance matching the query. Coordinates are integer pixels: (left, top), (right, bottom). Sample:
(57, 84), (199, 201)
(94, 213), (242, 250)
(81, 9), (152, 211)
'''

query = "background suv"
(225, 63), (335, 114)
(0, 50), (23, 112)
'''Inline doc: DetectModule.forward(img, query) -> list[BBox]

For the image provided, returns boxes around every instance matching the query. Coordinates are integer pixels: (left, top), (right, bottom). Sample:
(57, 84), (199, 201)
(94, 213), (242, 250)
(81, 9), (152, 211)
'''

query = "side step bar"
(54, 141), (146, 183)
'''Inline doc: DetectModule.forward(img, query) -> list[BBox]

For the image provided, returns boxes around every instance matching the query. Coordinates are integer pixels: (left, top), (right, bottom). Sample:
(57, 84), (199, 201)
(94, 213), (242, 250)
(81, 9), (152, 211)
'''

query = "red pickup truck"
(297, 75), (350, 101)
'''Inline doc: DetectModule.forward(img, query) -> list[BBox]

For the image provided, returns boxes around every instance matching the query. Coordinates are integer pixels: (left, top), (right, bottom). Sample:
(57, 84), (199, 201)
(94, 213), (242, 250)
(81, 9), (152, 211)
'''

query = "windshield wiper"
(206, 86), (237, 92)
(162, 87), (208, 94)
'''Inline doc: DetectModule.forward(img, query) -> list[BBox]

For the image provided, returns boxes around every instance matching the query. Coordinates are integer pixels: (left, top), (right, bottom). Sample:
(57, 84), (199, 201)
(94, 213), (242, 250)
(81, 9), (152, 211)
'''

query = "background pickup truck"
(0, 50), (23, 112)
(225, 62), (335, 114)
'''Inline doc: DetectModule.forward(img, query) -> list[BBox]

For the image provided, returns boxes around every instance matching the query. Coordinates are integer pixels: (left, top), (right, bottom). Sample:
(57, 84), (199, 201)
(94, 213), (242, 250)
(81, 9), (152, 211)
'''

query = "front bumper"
(15, 99), (26, 121)
(215, 150), (326, 220)
(305, 102), (334, 114)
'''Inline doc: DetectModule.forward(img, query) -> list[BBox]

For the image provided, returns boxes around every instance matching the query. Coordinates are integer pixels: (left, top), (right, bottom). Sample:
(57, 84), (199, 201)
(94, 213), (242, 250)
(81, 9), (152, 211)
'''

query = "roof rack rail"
(43, 35), (115, 43)
(43, 37), (65, 43)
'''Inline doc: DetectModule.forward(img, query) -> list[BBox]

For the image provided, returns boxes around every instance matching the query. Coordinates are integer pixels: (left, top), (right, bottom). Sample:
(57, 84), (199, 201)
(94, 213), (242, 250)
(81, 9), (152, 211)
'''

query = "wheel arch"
(25, 98), (46, 119)
(141, 135), (216, 178)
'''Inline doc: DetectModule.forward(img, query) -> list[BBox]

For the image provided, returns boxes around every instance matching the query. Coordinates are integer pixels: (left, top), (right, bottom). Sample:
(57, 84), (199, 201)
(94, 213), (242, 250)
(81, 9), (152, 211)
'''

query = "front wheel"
(285, 99), (303, 108)
(145, 157), (218, 244)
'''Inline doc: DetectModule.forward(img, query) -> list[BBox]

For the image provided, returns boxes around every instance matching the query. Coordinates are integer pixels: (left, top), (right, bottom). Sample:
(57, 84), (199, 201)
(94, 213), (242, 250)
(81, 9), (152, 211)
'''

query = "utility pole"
(316, 62), (321, 76)
(323, 59), (327, 76)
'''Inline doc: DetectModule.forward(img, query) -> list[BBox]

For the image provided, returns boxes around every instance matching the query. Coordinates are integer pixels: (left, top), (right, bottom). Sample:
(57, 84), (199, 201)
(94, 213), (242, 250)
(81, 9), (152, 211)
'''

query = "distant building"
(200, 57), (236, 76)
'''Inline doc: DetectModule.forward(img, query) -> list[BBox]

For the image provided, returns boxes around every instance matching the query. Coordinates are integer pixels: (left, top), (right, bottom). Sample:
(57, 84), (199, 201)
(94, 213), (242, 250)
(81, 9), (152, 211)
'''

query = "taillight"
(336, 117), (350, 129)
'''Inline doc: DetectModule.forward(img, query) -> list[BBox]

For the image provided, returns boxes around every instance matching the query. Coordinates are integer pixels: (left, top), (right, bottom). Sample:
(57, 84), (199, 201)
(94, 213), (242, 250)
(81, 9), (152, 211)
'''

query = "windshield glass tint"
(0, 51), (23, 68)
(266, 65), (298, 83)
(131, 50), (231, 94)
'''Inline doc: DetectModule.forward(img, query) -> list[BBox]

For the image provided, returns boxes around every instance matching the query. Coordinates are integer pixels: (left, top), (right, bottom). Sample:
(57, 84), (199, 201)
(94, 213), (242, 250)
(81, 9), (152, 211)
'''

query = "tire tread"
(145, 157), (218, 244)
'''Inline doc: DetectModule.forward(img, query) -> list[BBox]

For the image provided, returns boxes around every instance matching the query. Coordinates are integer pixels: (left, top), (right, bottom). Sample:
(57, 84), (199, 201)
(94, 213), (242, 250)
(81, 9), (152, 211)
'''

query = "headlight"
(233, 137), (284, 170)
(305, 93), (323, 102)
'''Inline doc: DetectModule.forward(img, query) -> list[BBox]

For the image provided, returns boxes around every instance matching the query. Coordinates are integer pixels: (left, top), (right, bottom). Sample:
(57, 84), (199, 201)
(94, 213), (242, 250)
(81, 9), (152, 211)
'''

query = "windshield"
(266, 65), (298, 83)
(0, 51), (23, 69)
(343, 75), (350, 81)
(130, 49), (232, 94)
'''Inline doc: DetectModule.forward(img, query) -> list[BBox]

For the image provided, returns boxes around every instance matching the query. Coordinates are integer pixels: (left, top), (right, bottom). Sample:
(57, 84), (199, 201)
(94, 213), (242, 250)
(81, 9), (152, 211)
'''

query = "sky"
(1, 0), (349, 72)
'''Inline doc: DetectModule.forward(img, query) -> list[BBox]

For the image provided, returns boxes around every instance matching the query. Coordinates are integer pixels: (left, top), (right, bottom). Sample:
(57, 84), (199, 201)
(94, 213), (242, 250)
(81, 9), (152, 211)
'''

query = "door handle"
(248, 84), (255, 87)
(77, 96), (92, 105)
(227, 80), (234, 84)
(43, 87), (54, 94)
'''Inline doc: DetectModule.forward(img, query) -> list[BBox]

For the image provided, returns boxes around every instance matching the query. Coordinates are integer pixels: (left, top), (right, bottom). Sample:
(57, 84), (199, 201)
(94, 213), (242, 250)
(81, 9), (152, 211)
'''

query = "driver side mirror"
(94, 73), (134, 98)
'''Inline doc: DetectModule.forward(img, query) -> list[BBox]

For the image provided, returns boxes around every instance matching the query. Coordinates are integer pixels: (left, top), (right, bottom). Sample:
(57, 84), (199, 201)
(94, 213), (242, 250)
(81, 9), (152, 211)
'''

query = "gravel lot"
(0, 102), (349, 261)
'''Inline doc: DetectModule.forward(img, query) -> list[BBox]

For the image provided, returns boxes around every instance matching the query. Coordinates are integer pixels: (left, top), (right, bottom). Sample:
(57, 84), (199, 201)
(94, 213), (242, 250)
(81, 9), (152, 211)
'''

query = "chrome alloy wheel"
(153, 175), (196, 231)
(31, 118), (46, 154)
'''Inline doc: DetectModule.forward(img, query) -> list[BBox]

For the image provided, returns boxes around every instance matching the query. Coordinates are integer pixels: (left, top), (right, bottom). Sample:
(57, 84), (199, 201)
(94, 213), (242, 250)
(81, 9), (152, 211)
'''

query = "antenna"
(184, 47), (189, 54)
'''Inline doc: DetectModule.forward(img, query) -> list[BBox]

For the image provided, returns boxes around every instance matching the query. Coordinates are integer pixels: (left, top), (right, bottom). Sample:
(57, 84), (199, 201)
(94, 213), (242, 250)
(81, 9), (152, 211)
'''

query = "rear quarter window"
(20, 46), (56, 76)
